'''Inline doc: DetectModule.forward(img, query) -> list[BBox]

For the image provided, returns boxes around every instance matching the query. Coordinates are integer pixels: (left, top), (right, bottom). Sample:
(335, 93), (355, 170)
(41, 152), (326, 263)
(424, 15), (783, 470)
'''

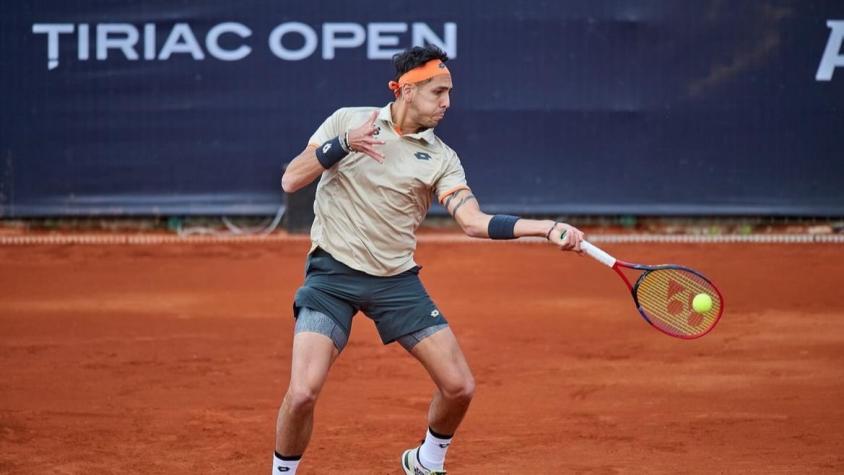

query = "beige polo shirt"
(306, 104), (468, 276)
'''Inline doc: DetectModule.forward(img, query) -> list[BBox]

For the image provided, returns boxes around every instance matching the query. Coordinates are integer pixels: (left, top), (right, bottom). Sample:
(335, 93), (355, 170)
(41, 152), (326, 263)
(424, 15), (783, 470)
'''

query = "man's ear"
(401, 83), (415, 102)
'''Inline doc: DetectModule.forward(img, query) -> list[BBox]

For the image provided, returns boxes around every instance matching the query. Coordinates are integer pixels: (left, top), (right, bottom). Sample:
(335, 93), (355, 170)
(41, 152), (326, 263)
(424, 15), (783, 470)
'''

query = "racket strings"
(635, 269), (722, 337)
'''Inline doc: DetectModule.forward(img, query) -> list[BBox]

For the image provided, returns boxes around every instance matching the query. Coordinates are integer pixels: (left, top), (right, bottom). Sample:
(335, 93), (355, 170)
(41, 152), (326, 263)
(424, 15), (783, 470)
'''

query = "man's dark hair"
(392, 45), (449, 81)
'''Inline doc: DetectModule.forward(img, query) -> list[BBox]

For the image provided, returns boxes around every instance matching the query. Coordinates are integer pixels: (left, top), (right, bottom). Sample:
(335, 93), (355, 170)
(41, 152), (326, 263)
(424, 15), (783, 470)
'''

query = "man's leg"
(274, 309), (346, 474)
(408, 327), (475, 434)
(276, 331), (338, 452)
(401, 326), (475, 473)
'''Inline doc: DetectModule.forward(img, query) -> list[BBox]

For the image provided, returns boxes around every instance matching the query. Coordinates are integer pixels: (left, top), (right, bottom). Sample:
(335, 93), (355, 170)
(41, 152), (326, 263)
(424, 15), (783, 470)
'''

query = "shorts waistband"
(311, 247), (420, 277)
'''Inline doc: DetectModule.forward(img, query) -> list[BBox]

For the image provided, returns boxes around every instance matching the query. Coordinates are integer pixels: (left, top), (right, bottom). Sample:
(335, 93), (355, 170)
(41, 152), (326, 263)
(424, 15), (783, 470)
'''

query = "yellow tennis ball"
(692, 293), (713, 313)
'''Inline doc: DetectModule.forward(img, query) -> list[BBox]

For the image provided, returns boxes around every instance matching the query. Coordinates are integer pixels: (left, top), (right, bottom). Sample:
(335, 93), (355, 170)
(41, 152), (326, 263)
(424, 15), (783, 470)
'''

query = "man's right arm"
(281, 144), (322, 193)
(281, 110), (384, 193)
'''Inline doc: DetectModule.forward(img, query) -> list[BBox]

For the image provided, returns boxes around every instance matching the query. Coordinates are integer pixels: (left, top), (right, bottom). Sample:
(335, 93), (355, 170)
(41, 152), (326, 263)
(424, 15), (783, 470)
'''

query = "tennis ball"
(692, 293), (713, 313)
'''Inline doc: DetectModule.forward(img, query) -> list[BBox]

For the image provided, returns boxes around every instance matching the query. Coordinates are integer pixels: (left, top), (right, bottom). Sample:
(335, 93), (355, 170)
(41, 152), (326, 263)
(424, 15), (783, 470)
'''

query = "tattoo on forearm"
(443, 189), (465, 210)
(449, 194), (477, 216)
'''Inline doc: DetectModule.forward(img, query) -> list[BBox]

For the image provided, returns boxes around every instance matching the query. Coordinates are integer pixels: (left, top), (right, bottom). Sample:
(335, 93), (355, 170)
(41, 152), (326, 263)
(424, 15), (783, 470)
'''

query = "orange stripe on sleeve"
(438, 184), (470, 205)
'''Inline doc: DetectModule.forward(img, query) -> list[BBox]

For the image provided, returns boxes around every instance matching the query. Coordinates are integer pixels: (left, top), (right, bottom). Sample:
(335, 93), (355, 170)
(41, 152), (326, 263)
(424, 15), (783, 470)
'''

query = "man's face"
(408, 74), (452, 129)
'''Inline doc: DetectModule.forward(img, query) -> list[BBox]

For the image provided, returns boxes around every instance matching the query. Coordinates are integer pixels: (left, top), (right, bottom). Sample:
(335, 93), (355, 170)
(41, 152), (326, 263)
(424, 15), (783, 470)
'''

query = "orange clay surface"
(1, 238), (843, 474)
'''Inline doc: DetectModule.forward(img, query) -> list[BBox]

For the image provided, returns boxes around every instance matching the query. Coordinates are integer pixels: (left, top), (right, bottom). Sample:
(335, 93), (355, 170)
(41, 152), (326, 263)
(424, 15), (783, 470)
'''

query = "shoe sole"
(401, 449), (413, 475)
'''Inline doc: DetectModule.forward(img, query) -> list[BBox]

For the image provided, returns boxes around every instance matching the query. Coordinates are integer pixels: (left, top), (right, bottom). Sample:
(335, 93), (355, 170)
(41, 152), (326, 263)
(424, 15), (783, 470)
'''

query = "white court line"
(0, 232), (842, 246)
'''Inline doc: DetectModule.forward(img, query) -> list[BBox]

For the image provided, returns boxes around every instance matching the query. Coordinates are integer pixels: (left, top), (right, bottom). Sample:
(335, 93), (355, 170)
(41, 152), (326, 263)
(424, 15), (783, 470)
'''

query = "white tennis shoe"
(401, 446), (446, 475)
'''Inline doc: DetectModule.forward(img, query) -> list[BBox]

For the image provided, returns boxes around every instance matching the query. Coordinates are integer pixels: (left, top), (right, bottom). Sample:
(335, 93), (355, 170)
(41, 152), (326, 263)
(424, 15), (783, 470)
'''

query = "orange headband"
(387, 59), (451, 96)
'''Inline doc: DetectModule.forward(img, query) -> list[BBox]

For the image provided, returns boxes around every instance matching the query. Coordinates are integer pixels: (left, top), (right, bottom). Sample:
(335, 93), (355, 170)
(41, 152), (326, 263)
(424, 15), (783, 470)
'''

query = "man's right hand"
(548, 222), (585, 253)
(346, 110), (386, 163)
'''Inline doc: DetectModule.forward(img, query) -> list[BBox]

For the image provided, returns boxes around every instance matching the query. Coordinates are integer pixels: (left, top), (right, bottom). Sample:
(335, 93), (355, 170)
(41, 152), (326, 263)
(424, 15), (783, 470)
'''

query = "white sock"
(418, 428), (452, 470)
(272, 451), (300, 474)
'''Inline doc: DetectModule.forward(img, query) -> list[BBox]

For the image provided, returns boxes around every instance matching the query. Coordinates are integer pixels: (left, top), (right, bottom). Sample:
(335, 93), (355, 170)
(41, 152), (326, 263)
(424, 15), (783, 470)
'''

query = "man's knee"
(284, 385), (320, 414)
(440, 374), (475, 404)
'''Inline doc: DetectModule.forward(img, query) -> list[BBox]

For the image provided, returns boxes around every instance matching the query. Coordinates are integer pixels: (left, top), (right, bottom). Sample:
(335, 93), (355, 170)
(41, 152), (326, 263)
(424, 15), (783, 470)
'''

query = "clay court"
(1, 236), (843, 474)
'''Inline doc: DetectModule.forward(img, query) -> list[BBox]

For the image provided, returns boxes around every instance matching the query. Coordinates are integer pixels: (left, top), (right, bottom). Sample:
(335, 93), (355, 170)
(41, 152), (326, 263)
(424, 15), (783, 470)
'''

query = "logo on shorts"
(430, 309), (440, 318)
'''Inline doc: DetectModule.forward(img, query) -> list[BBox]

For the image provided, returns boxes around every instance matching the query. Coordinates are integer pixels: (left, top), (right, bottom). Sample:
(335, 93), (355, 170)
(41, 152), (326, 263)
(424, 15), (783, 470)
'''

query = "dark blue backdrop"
(1, 1), (843, 217)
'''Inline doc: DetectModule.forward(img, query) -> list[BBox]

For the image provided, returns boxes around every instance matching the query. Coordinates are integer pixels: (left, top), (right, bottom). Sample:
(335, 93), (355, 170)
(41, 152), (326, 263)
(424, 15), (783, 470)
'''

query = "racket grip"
(580, 240), (617, 267)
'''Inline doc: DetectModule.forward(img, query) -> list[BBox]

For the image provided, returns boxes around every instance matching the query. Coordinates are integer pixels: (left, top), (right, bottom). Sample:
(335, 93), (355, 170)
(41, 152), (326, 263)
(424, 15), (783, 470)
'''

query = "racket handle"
(580, 240), (617, 268)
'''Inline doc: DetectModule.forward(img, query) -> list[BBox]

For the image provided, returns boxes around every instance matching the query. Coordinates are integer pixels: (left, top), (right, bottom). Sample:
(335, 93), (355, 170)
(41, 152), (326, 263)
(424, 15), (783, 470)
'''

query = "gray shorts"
(296, 307), (447, 352)
(293, 248), (449, 345)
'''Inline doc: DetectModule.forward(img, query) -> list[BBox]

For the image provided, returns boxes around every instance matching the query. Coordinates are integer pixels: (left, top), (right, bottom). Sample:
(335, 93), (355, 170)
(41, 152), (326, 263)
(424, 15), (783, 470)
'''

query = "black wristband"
(315, 136), (348, 169)
(488, 214), (520, 240)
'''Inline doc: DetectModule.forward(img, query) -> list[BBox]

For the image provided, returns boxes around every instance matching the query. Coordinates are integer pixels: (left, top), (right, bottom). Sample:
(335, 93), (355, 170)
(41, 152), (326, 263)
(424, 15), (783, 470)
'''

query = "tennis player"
(273, 45), (584, 475)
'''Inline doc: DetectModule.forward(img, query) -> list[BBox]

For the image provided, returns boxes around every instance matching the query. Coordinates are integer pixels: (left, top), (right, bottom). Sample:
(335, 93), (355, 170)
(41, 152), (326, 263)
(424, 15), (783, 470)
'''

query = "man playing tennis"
(274, 45), (584, 474)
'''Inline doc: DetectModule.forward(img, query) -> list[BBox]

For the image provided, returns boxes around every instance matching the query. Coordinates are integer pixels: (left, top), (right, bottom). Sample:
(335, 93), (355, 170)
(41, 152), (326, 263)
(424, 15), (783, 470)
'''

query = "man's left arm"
(442, 187), (585, 251)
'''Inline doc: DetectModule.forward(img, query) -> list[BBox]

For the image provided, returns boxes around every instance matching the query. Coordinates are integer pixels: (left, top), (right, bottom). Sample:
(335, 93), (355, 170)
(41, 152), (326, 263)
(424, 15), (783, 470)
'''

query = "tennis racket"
(579, 240), (724, 339)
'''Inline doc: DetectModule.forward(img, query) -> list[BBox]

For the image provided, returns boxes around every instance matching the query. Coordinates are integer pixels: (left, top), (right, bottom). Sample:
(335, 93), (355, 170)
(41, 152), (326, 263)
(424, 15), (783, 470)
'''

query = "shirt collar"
(378, 103), (436, 144)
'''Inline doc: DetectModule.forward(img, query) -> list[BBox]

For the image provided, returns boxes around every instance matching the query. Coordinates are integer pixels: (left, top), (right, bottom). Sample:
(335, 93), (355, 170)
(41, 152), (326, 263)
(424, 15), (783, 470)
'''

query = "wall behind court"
(1, 1), (843, 217)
